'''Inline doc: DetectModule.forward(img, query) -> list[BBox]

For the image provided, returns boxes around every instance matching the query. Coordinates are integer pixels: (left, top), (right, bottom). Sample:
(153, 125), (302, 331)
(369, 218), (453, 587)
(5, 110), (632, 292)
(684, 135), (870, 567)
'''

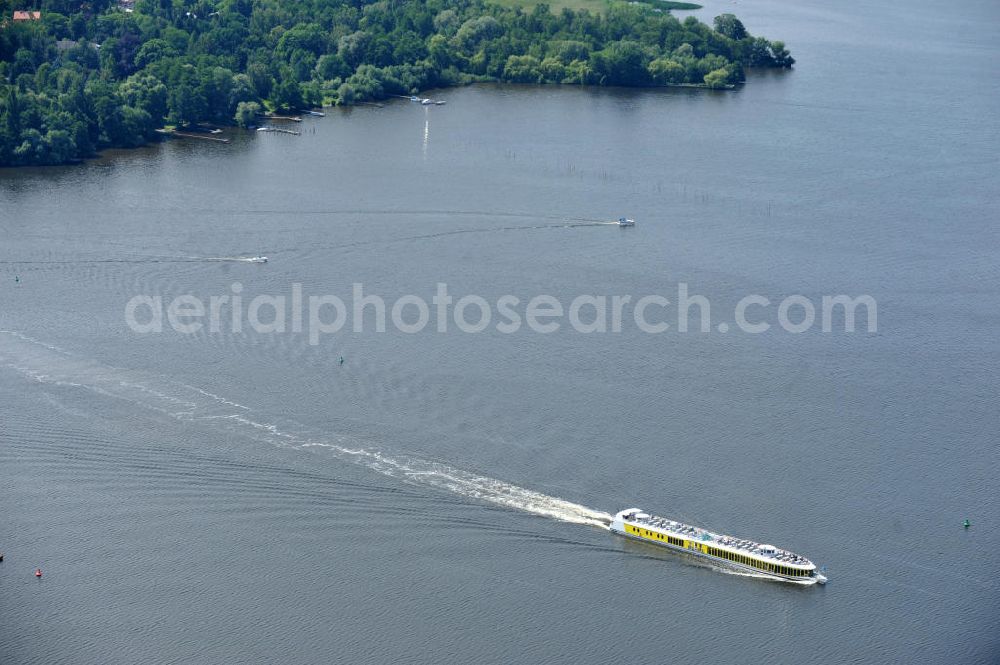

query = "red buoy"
(34, 568), (42, 578)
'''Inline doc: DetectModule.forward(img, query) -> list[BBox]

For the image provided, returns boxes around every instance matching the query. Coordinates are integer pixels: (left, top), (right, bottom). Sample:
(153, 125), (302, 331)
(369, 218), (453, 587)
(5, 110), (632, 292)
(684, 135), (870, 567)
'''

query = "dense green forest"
(0, 0), (792, 166)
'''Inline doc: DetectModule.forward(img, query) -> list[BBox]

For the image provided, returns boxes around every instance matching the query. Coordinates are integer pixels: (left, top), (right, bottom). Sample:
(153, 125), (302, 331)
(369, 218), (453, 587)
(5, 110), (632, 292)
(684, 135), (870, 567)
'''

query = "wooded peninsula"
(0, 0), (792, 166)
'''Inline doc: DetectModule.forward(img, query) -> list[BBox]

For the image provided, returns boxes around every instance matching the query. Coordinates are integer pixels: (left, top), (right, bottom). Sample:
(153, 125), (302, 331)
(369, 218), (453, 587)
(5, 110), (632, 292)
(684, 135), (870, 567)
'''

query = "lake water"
(2, 0), (998, 662)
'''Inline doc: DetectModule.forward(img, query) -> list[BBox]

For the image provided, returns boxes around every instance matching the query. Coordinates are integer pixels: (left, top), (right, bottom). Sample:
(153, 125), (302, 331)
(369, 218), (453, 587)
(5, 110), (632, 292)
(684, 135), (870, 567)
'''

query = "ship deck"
(629, 513), (814, 568)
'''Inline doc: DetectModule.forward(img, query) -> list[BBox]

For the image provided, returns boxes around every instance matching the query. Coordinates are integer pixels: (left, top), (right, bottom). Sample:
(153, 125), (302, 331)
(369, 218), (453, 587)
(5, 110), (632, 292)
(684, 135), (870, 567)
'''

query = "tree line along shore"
(0, 0), (792, 166)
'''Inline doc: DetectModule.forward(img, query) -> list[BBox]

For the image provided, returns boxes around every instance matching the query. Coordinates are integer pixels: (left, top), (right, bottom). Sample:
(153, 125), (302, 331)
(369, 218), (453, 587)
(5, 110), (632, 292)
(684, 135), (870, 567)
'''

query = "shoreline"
(0, 80), (746, 170)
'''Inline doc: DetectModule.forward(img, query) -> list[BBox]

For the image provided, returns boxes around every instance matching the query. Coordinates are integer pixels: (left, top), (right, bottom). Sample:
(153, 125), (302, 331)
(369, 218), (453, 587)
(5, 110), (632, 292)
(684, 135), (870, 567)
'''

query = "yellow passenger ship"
(610, 508), (827, 585)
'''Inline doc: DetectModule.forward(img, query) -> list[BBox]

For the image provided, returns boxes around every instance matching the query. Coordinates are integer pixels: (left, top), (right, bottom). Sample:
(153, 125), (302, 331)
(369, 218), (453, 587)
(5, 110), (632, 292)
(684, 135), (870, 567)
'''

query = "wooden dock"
(256, 126), (300, 135)
(173, 132), (230, 143)
(156, 129), (230, 143)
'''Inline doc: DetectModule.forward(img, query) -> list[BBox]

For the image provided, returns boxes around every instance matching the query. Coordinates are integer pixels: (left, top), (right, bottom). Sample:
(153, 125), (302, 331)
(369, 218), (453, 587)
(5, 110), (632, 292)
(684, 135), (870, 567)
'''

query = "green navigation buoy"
(338, 356), (344, 365)
(14, 275), (19, 283)
(963, 519), (971, 528)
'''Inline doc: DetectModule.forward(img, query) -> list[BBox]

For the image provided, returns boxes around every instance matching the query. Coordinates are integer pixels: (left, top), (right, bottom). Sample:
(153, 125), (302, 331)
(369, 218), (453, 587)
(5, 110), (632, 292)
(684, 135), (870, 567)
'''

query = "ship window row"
(706, 546), (809, 577)
(633, 527), (684, 547)
(628, 525), (810, 577)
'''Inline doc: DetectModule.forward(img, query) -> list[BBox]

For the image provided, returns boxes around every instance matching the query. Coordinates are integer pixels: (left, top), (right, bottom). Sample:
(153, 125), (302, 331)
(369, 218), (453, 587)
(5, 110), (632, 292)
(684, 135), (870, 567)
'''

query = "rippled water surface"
(2, 0), (999, 662)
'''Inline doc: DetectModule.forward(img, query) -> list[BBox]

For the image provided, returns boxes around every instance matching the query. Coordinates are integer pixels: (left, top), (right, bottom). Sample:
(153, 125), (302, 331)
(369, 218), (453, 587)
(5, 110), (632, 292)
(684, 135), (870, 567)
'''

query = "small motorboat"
(256, 126), (275, 132)
(246, 256), (268, 263)
(421, 98), (434, 105)
(616, 217), (636, 227)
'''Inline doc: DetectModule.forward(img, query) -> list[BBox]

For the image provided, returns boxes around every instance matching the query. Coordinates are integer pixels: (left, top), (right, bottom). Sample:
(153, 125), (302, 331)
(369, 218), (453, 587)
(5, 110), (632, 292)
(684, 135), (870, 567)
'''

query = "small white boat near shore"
(616, 217), (636, 227)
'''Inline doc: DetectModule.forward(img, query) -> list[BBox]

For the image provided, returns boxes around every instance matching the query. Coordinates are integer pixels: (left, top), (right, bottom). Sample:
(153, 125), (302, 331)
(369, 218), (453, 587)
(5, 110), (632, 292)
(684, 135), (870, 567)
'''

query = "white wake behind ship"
(610, 508), (827, 585)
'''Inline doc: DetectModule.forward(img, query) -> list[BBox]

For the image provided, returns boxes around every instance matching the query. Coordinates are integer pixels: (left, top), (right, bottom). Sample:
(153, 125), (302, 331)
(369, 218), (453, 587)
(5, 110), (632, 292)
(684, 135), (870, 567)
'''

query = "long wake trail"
(0, 330), (612, 529)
